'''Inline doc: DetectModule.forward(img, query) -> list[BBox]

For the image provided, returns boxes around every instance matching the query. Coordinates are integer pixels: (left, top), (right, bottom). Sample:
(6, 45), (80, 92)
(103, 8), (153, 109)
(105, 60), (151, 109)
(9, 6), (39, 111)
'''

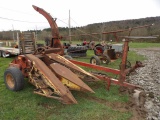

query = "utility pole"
(12, 24), (15, 42)
(69, 10), (71, 44)
(2, 29), (4, 39)
(100, 23), (105, 41)
(35, 25), (37, 41)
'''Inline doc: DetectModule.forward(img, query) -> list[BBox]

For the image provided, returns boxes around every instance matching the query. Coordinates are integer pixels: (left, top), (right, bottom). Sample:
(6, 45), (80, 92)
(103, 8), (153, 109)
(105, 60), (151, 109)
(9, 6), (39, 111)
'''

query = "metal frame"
(70, 38), (142, 90)
(4, 5), (156, 105)
(32, 5), (154, 90)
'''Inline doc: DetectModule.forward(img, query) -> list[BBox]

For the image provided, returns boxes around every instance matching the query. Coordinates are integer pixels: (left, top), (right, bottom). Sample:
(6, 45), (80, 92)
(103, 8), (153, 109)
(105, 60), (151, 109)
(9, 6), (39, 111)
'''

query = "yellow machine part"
(60, 77), (81, 91)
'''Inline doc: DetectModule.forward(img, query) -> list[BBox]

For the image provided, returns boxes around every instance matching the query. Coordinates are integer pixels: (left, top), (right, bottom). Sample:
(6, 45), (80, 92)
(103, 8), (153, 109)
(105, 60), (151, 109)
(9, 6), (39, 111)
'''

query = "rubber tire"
(2, 51), (9, 58)
(67, 46), (87, 53)
(4, 67), (24, 91)
(90, 56), (101, 65)
(94, 45), (104, 56)
(101, 55), (111, 65)
(2, 51), (7, 58)
(68, 52), (87, 57)
(115, 52), (122, 59)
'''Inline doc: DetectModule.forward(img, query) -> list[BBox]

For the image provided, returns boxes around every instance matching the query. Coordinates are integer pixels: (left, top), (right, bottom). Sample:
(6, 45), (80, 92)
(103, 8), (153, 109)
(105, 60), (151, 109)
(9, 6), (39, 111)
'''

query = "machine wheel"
(67, 46), (87, 53)
(90, 56), (101, 65)
(4, 67), (24, 91)
(68, 52), (87, 58)
(115, 52), (122, 59)
(2, 51), (9, 58)
(94, 45), (104, 56)
(101, 55), (111, 64)
(119, 60), (131, 69)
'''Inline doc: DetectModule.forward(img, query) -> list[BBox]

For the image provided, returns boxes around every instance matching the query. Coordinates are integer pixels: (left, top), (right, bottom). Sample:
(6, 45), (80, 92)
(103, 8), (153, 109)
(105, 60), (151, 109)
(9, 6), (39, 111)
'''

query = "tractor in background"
(90, 41), (125, 65)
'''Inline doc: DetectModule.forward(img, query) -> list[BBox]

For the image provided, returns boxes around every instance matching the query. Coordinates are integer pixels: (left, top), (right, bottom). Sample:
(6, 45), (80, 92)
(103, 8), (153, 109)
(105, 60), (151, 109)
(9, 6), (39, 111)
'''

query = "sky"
(0, 0), (160, 31)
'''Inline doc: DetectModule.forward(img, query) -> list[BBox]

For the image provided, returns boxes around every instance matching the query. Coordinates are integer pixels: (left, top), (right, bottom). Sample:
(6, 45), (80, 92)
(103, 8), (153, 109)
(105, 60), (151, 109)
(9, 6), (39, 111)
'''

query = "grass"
(129, 42), (160, 48)
(0, 42), (159, 120)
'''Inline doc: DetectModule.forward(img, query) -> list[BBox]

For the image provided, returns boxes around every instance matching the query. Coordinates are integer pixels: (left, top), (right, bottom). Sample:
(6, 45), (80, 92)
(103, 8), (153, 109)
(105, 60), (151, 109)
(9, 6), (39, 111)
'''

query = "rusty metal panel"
(50, 63), (94, 93)
(26, 54), (78, 104)
(46, 53), (99, 81)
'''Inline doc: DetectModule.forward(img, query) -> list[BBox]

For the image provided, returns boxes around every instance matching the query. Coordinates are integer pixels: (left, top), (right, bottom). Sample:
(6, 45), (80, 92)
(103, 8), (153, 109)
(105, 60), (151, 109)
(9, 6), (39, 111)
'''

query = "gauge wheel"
(4, 67), (24, 91)
(90, 56), (101, 65)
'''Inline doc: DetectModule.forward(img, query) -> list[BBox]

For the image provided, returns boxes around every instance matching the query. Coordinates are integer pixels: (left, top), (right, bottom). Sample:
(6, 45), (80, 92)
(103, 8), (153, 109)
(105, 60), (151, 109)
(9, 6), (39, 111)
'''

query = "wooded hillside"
(0, 16), (160, 42)
(57, 16), (160, 42)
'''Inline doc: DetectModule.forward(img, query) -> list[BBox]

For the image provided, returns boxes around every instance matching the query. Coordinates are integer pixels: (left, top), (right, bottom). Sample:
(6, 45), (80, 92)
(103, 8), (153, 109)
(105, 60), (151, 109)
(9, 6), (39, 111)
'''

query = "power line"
(50, 14), (100, 40)
(0, 9), (100, 40)
(0, 6), (35, 16)
(0, 16), (47, 23)
(70, 17), (80, 26)
(70, 18), (100, 40)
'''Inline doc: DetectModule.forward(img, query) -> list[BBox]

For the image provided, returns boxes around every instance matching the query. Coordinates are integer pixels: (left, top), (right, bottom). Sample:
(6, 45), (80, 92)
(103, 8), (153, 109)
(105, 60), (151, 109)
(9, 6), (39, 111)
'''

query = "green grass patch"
(0, 58), (130, 120)
(129, 42), (160, 48)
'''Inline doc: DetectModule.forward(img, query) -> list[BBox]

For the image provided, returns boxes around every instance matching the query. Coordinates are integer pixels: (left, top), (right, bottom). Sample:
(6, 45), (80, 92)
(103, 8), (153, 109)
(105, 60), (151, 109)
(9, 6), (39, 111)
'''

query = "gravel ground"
(128, 48), (160, 120)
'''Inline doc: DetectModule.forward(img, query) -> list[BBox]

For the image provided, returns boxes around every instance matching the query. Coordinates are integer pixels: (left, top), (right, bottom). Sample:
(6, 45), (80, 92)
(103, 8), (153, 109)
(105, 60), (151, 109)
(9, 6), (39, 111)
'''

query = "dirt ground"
(125, 47), (160, 120)
(86, 87), (147, 120)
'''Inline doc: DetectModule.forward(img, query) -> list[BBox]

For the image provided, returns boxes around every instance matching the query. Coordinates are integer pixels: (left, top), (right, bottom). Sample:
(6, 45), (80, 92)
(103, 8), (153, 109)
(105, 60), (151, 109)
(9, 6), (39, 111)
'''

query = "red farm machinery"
(3, 5), (155, 104)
